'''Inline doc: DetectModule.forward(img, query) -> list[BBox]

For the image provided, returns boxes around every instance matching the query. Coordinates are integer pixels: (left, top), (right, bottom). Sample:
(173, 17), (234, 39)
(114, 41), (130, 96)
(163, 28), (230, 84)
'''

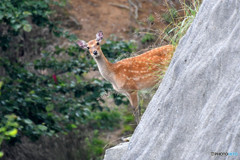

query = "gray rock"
(104, 0), (240, 159)
(104, 142), (129, 160)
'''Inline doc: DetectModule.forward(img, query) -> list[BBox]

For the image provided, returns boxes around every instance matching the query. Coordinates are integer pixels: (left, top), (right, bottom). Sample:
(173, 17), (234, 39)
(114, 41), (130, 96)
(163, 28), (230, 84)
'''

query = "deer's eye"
(96, 42), (99, 45)
(87, 47), (90, 49)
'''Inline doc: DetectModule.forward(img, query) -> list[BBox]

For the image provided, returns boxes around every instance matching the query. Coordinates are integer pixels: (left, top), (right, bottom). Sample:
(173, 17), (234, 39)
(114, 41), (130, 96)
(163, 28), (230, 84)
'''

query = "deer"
(77, 31), (174, 123)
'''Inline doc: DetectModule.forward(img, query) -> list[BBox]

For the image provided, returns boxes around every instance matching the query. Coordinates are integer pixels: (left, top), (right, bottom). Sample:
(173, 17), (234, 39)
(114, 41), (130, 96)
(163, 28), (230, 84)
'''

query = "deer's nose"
(93, 50), (98, 55)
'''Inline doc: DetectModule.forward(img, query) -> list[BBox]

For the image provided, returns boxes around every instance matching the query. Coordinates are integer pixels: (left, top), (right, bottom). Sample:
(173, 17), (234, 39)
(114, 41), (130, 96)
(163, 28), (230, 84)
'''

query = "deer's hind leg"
(126, 91), (141, 124)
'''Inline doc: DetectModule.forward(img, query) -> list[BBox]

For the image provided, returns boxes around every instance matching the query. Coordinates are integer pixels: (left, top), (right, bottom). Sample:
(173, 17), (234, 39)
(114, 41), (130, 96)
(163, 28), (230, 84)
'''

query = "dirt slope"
(68, 0), (169, 40)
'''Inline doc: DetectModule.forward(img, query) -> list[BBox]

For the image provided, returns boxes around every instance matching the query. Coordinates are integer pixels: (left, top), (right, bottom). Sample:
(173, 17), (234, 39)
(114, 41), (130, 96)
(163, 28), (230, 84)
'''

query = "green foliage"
(0, 114), (19, 158)
(112, 93), (129, 106)
(87, 110), (121, 130)
(0, 0), (60, 51)
(163, 1), (201, 45)
(0, 55), (115, 140)
(123, 114), (134, 124)
(101, 40), (137, 62)
(162, 7), (178, 24)
(0, 0), (135, 147)
(148, 14), (155, 23)
(85, 130), (105, 160)
(141, 33), (155, 44)
(0, 81), (3, 96)
(34, 45), (95, 74)
(121, 105), (135, 135)
(122, 125), (134, 134)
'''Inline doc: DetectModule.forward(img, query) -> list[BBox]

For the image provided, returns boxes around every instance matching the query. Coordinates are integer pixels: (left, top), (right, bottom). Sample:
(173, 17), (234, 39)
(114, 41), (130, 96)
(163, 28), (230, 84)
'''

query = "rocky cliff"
(104, 0), (240, 159)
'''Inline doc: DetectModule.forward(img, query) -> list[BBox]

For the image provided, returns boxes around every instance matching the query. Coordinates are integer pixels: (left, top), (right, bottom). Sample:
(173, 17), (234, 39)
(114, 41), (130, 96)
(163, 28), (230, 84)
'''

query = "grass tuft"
(163, 0), (201, 46)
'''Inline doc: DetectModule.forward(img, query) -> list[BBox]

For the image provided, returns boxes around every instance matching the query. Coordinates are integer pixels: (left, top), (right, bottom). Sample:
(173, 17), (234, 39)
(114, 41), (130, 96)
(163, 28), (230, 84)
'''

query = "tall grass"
(162, 0), (201, 46)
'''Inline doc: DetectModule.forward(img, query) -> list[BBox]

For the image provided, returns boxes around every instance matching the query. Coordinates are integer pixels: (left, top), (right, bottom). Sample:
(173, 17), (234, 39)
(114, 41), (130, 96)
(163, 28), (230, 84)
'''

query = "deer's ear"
(96, 31), (103, 42)
(77, 40), (88, 49)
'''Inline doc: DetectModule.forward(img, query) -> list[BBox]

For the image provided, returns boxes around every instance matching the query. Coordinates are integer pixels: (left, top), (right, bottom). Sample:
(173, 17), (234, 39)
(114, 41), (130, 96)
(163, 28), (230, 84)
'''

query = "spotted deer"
(77, 31), (174, 123)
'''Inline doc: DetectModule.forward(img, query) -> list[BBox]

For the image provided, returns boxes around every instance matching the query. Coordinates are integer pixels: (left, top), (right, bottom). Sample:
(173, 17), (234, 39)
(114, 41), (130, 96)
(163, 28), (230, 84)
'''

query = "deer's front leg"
(127, 91), (141, 124)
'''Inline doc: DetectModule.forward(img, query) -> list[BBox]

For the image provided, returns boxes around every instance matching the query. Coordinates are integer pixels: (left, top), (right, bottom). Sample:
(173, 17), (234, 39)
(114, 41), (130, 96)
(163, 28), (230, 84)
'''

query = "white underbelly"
(112, 83), (125, 94)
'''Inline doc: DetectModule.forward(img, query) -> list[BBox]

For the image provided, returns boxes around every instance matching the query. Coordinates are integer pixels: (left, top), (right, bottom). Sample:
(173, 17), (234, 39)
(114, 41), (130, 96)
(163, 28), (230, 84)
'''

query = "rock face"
(104, 0), (240, 159)
(104, 143), (129, 160)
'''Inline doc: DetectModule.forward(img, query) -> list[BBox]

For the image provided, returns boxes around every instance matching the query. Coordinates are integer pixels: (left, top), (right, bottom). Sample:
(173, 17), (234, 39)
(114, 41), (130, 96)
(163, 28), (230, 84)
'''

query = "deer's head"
(77, 31), (104, 58)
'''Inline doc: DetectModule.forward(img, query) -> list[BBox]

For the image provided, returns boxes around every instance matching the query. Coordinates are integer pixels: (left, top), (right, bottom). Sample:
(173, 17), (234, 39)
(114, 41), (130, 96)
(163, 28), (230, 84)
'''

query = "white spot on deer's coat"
(133, 77), (140, 81)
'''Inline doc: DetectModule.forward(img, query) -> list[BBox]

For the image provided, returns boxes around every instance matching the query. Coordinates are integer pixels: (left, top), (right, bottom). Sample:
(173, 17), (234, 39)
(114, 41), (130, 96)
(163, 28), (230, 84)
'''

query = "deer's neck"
(94, 51), (114, 82)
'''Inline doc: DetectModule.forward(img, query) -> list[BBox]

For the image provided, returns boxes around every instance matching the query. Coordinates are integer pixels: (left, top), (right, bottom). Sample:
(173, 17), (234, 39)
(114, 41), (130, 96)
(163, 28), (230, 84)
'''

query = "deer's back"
(112, 45), (174, 91)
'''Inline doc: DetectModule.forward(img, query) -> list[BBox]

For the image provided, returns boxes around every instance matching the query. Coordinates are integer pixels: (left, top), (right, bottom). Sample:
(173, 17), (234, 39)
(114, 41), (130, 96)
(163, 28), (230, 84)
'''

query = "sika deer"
(77, 31), (174, 123)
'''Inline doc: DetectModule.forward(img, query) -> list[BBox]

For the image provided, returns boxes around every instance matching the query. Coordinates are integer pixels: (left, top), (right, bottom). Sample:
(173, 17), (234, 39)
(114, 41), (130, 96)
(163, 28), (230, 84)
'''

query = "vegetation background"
(0, 0), (200, 159)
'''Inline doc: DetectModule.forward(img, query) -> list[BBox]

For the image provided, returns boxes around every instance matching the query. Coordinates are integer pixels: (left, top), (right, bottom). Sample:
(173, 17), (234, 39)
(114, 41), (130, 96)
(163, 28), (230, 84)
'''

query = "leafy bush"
(0, 114), (19, 158)
(85, 130), (105, 160)
(119, 105), (135, 135)
(0, 0), (62, 51)
(87, 110), (121, 130)
(101, 39), (137, 62)
(141, 33), (155, 44)
(0, 56), (98, 140)
(122, 125), (134, 135)
(0, 0), (135, 151)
